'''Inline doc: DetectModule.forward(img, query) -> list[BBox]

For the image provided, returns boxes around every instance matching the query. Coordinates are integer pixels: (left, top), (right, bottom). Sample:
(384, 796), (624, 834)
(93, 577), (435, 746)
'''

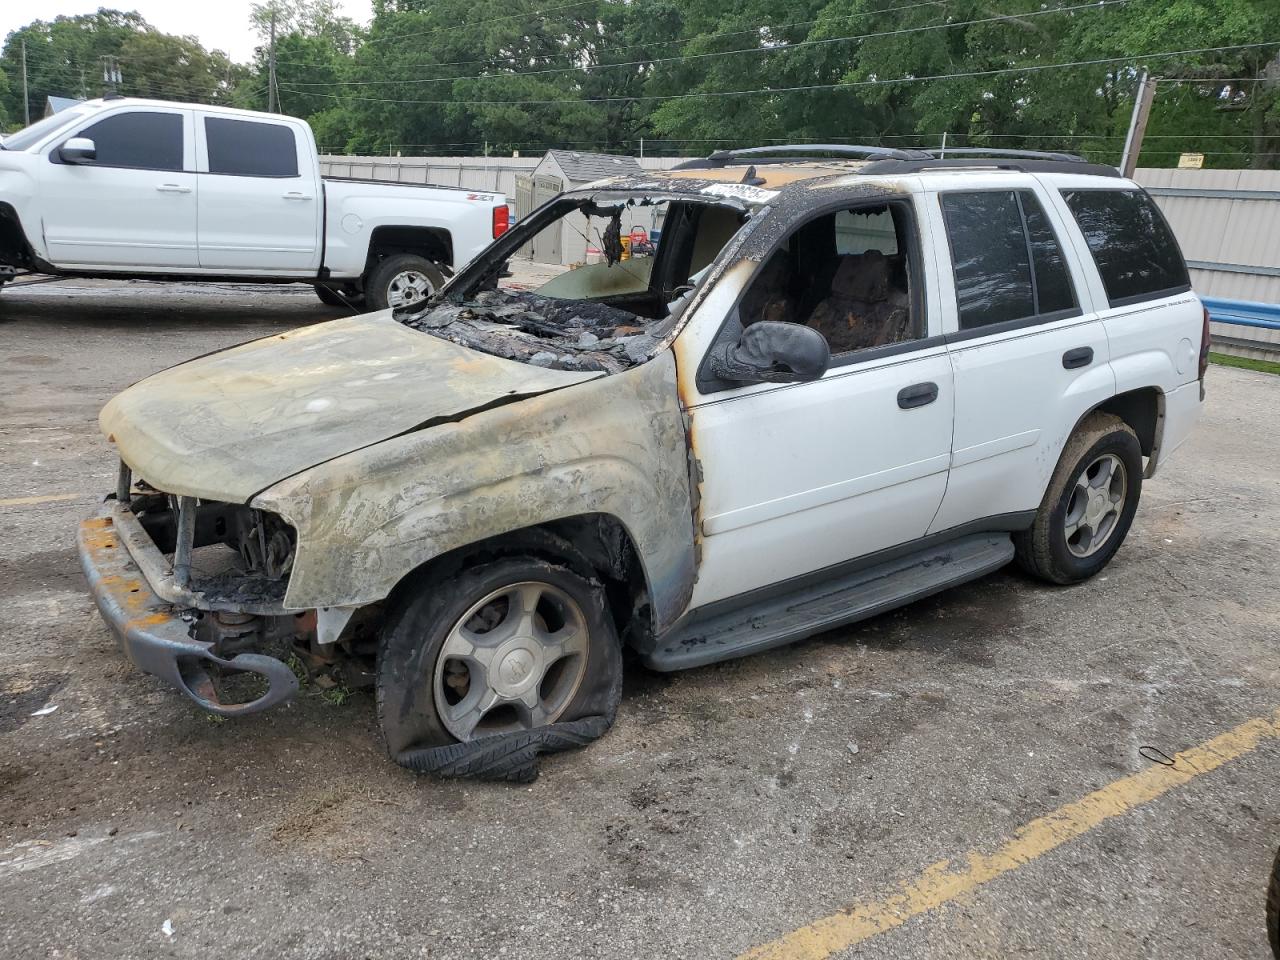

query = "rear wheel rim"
(1062, 453), (1127, 558)
(385, 269), (434, 309)
(433, 581), (590, 741)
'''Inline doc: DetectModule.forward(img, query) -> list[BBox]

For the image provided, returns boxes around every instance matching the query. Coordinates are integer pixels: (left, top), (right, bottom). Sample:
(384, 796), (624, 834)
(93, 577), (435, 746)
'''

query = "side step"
(642, 533), (1015, 671)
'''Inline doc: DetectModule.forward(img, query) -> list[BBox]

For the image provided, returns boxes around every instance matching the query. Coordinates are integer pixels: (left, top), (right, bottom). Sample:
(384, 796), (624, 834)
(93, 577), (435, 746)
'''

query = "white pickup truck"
(0, 97), (508, 310)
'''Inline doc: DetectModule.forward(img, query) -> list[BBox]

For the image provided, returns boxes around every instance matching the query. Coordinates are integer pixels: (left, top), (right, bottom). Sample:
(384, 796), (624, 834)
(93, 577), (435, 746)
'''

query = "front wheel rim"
(1062, 453), (1128, 558)
(433, 581), (590, 741)
(385, 269), (434, 309)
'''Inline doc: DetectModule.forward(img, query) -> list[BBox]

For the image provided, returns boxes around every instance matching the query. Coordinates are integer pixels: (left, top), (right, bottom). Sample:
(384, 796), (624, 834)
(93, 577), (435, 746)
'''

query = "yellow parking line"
(0, 493), (85, 508)
(741, 707), (1280, 960)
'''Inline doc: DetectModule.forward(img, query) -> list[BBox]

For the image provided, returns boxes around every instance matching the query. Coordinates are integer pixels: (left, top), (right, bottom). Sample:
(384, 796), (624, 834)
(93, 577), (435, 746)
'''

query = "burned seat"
(805, 251), (911, 354)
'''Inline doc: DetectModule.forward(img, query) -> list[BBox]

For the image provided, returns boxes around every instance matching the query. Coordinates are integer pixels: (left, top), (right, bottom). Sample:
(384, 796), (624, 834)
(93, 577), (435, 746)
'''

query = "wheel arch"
(0, 202), (39, 270)
(383, 513), (655, 647)
(1071, 386), (1164, 476)
(363, 225), (453, 278)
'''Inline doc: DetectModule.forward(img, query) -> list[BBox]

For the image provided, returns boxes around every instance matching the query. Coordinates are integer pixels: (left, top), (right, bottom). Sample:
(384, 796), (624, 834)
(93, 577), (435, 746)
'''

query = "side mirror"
(710, 321), (831, 384)
(58, 137), (96, 164)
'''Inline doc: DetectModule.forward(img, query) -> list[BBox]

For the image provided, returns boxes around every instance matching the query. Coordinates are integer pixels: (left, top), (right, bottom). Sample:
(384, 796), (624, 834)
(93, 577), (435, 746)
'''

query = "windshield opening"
(398, 196), (747, 373)
(2, 108), (89, 151)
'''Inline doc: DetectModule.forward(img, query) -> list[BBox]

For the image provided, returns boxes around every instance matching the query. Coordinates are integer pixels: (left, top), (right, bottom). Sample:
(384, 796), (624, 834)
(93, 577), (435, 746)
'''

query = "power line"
(284, 0), (1128, 88)
(280, 41), (1280, 106)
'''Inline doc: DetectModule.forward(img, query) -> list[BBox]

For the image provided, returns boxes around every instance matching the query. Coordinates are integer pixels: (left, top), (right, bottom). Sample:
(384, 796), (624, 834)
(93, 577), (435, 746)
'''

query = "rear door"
(926, 184), (1115, 535)
(194, 113), (321, 273)
(38, 107), (198, 268)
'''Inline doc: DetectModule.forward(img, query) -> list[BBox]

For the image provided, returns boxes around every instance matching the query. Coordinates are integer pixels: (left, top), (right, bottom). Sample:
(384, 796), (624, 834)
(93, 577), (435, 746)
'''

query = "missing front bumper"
(77, 507), (299, 716)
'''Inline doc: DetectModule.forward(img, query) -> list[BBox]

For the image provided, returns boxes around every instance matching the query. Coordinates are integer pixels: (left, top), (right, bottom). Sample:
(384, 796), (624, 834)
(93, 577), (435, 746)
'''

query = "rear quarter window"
(1061, 189), (1189, 307)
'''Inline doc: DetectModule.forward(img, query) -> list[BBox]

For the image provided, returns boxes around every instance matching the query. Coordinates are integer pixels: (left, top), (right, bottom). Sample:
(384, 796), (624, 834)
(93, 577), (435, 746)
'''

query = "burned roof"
(546, 150), (645, 183)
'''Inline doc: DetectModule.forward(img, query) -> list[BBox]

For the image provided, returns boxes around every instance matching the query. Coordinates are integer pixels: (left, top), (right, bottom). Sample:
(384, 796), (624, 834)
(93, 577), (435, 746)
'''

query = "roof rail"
(923, 147), (1086, 163)
(672, 143), (933, 170)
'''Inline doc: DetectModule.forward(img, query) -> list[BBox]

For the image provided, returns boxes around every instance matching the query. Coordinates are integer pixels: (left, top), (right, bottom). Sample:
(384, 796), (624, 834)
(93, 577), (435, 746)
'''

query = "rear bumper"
(1149, 379), (1202, 478)
(78, 505), (298, 716)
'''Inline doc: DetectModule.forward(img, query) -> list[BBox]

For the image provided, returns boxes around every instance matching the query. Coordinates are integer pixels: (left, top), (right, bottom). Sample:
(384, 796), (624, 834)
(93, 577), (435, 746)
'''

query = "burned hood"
(101, 312), (601, 502)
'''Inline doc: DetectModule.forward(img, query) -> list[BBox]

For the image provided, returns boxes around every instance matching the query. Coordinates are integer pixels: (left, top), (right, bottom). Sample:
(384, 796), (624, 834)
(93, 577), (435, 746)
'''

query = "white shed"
(514, 150), (645, 265)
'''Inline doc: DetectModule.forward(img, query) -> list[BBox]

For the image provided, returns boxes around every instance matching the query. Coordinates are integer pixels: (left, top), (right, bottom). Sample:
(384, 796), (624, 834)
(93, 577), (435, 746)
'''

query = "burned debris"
(399, 289), (662, 373)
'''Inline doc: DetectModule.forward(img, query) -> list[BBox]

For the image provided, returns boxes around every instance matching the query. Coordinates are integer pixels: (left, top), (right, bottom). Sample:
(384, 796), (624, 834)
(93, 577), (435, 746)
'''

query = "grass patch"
(1209, 352), (1280, 376)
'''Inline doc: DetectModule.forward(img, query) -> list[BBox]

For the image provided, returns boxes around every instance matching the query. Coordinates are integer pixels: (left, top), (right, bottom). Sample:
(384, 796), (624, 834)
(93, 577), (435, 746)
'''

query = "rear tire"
(1014, 412), (1142, 584)
(376, 555), (623, 773)
(364, 254), (444, 312)
(1267, 845), (1280, 958)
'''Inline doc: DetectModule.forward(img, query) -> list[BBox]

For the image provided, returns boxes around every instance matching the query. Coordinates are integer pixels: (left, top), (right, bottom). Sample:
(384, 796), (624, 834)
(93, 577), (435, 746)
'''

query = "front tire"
(1015, 412), (1143, 584)
(376, 555), (623, 776)
(364, 254), (444, 312)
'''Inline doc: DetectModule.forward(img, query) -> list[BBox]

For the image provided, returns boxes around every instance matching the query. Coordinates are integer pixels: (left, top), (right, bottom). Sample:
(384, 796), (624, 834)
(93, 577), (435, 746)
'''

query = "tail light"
(492, 204), (510, 239)
(1198, 305), (1211, 382)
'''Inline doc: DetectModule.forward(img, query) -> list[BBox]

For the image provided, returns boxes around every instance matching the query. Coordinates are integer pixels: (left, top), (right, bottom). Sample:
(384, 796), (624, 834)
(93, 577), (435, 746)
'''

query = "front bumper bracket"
(78, 507), (298, 716)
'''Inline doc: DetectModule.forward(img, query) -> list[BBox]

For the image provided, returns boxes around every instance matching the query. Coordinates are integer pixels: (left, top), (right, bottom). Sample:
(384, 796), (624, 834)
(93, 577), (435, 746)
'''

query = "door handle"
(155, 183), (192, 194)
(1062, 346), (1094, 369)
(897, 381), (939, 409)
(282, 191), (313, 201)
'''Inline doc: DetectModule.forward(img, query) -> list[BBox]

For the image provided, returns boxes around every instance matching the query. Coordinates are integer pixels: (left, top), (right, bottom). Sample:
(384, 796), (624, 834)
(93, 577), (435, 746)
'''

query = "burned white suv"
(79, 146), (1206, 780)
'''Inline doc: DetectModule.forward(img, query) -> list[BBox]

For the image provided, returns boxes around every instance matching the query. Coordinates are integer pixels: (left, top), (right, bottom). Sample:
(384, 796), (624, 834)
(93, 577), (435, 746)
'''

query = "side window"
(737, 201), (919, 358)
(73, 112), (183, 171)
(204, 117), (299, 177)
(1062, 189), (1189, 306)
(941, 190), (1078, 330)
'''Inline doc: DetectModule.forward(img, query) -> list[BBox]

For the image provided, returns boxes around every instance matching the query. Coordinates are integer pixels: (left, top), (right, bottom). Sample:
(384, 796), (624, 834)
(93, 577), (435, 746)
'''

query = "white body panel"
(36, 106), (198, 268)
(687, 351), (954, 607)
(192, 110), (321, 273)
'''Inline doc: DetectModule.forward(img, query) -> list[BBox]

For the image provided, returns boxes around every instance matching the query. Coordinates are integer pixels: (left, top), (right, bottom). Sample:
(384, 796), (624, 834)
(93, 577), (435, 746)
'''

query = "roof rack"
(672, 144), (933, 170)
(923, 147), (1086, 163)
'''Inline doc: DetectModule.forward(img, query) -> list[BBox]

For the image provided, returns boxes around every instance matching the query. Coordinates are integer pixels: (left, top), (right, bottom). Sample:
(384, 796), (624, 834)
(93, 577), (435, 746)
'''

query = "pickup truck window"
(68, 111), (183, 172)
(205, 117), (298, 177)
(941, 190), (1077, 330)
(1061, 189), (1190, 307)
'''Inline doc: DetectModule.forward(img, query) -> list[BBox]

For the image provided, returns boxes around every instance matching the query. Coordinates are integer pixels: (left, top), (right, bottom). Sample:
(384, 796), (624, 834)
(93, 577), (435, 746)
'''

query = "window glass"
(1062, 189), (1189, 305)
(76, 112), (183, 171)
(1019, 192), (1076, 315)
(835, 207), (898, 255)
(205, 117), (299, 177)
(738, 202), (917, 357)
(941, 191), (1034, 329)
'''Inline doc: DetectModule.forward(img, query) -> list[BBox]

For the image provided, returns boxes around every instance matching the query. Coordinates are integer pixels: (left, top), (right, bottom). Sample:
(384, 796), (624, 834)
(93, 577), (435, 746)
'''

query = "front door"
(39, 107), (198, 269)
(685, 197), (955, 609)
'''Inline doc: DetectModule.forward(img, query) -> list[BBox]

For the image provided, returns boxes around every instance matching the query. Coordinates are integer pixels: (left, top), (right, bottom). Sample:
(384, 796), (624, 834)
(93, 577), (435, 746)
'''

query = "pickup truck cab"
(0, 97), (508, 310)
(77, 145), (1206, 781)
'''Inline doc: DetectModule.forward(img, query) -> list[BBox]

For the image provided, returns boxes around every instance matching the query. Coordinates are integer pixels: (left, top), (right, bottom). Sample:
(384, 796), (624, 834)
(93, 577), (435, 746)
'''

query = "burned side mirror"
(709, 321), (831, 384)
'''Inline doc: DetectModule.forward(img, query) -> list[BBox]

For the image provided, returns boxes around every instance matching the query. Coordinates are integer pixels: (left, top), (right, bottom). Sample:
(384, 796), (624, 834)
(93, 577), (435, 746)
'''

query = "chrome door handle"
(897, 381), (939, 409)
(282, 192), (313, 201)
(155, 183), (192, 194)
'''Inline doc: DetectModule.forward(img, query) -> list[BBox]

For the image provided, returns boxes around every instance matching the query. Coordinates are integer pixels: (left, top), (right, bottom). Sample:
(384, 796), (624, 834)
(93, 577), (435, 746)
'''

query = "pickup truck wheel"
(365, 254), (443, 312)
(1014, 412), (1142, 584)
(315, 284), (363, 309)
(377, 556), (622, 776)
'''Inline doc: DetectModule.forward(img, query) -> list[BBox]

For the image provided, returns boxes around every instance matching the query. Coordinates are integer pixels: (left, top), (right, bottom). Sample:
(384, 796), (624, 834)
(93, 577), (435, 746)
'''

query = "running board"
(643, 533), (1015, 671)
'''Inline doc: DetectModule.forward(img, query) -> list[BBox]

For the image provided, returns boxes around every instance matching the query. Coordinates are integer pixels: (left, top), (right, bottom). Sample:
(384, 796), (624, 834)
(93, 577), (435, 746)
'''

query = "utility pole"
(267, 6), (278, 113)
(21, 40), (30, 126)
(1120, 71), (1156, 177)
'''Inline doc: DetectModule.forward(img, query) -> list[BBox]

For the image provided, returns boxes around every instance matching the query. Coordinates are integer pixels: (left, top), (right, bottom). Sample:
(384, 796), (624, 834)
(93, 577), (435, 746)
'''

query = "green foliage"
(2, 0), (1277, 167)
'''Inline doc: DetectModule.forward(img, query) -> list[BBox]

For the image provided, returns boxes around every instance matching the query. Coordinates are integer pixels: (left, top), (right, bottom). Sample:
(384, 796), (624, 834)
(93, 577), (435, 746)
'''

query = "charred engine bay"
(398, 290), (662, 373)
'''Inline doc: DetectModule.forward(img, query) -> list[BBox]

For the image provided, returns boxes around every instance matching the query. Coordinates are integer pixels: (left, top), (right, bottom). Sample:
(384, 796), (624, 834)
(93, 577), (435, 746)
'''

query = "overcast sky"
(1, 1), (374, 64)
